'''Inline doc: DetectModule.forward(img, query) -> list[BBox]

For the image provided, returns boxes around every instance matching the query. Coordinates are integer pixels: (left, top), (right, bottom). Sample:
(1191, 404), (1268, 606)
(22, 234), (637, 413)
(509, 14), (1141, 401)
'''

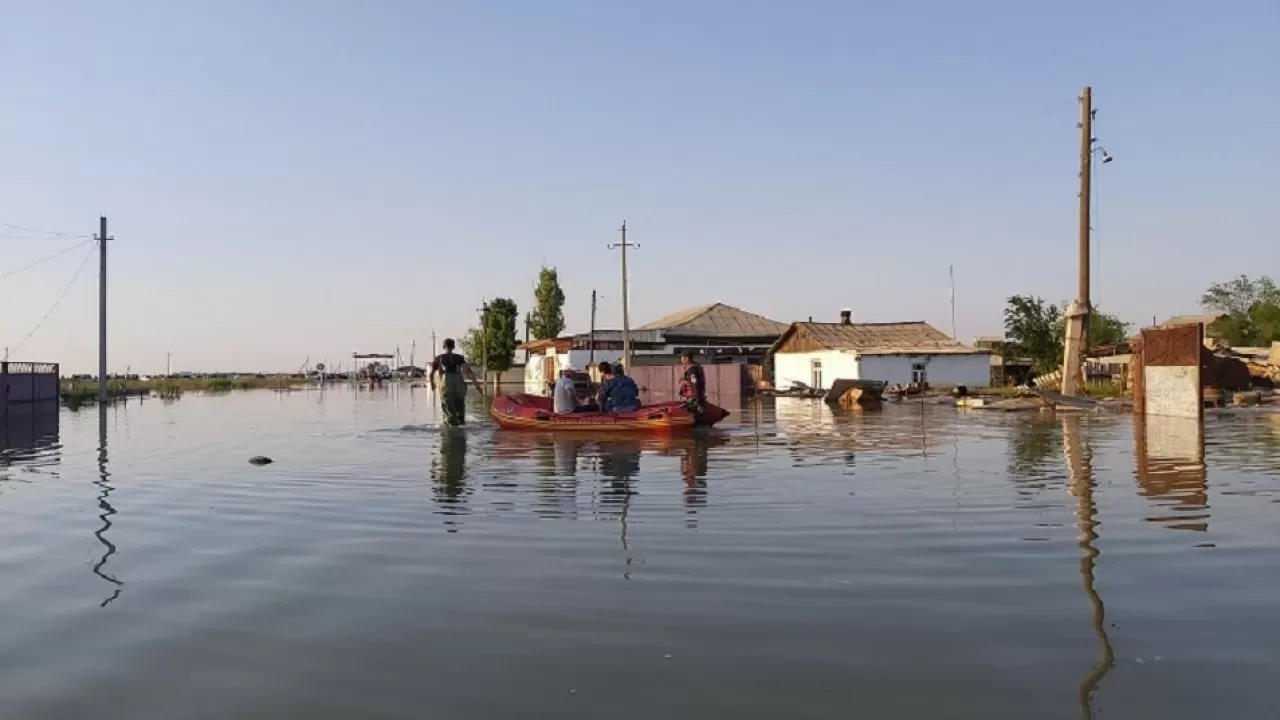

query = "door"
(810, 359), (823, 390)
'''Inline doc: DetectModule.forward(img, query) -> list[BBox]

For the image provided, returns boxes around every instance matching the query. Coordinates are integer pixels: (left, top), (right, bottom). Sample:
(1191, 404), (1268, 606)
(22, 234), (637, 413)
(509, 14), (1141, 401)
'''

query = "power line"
(0, 221), (86, 238)
(0, 239), (94, 282)
(0, 233), (94, 241)
(9, 244), (95, 355)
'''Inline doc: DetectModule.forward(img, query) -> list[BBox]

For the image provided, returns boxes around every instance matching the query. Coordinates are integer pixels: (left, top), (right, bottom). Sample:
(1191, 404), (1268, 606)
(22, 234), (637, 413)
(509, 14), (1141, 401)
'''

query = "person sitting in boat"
(679, 352), (707, 412)
(553, 366), (590, 414)
(596, 361), (640, 413)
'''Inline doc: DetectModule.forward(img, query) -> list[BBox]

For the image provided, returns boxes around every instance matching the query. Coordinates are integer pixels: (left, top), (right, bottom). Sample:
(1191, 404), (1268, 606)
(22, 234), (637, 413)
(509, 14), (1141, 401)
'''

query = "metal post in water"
(98, 216), (109, 404)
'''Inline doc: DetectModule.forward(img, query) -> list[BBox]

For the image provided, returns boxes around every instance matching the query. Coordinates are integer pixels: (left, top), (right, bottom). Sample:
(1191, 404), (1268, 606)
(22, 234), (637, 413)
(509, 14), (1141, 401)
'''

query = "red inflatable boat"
(490, 393), (729, 432)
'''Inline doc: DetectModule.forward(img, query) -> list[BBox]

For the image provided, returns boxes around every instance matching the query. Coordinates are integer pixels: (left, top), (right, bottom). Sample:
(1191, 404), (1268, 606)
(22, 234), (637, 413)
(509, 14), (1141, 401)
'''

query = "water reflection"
(0, 403), (60, 467)
(1061, 415), (1114, 719)
(1134, 413), (1209, 532)
(94, 405), (123, 606)
(1009, 415), (1061, 487)
(430, 429), (471, 532)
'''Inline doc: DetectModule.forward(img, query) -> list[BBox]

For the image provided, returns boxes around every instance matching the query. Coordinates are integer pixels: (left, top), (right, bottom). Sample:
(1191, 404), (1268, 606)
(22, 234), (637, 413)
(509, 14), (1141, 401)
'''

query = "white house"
(770, 315), (992, 390)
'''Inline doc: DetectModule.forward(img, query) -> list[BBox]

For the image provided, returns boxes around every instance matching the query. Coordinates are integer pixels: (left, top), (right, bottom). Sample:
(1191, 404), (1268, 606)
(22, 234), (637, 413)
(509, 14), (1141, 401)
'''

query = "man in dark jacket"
(596, 361), (640, 412)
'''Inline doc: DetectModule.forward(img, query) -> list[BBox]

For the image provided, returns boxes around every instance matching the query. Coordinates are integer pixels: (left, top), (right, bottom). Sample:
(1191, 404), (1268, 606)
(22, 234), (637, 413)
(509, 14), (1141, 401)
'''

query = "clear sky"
(2, 0), (1276, 373)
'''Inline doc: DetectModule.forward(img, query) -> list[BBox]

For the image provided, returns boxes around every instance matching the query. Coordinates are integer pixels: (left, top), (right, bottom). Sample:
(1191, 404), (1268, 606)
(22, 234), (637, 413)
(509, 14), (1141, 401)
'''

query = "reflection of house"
(770, 312), (991, 390)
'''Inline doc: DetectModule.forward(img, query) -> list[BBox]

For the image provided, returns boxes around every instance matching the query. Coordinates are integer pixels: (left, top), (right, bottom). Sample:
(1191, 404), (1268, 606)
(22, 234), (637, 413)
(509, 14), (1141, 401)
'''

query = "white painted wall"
(858, 354), (990, 387)
(773, 350), (857, 391)
(774, 351), (992, 389)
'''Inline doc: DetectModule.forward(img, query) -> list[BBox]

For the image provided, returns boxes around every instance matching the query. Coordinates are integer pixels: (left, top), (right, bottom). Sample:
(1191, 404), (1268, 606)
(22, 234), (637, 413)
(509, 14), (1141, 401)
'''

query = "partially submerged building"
(519, 302), (787, 392)
(770, 312), (991, 390)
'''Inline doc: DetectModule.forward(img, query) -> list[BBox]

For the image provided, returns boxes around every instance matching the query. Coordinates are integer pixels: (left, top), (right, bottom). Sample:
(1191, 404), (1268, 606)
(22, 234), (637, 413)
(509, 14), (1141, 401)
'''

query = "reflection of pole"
(94, 404), (123, 606)
(1061, 415), (1114, 718)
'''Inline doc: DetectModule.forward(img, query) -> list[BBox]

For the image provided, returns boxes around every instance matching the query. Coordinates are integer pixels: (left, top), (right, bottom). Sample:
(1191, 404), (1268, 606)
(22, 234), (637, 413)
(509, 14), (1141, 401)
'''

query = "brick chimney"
(839, 308), (852, 325)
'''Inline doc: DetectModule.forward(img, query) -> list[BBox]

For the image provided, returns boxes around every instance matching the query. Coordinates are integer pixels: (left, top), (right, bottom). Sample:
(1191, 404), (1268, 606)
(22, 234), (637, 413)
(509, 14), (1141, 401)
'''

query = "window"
(911, 361), (928, 384)
(811, 359), (823, 390)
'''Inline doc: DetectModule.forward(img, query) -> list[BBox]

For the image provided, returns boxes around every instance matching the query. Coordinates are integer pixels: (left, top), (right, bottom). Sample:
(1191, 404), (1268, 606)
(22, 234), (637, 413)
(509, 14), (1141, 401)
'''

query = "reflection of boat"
(490, 394), (729, 432)
(488, 428), (729, 458)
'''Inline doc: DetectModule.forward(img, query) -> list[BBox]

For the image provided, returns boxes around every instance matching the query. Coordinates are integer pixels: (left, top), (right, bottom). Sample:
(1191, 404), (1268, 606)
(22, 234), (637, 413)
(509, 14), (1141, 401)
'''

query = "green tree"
(529, 266), (566, 340)
(1201, 275), (1279, 316)
(1004, 296), (1063, 373)
(1081, 308), (1130, 348)
(1201, 275), (1280, 346)
(476, 297), (520, 373)
(458, 327), (479, 360)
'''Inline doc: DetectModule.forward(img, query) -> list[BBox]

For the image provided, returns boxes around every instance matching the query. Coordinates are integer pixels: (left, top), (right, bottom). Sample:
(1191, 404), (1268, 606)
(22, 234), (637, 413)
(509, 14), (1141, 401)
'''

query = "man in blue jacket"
(596, 361), (640, 412)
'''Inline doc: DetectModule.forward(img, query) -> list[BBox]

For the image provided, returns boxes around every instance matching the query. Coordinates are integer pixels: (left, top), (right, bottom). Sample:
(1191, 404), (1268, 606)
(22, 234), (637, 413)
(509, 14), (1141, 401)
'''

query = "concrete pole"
(1077, 87), (1093, 349)
(609, 221), (638, 371)
(98, 216), (108, 403)
(589, 289), (597, 368)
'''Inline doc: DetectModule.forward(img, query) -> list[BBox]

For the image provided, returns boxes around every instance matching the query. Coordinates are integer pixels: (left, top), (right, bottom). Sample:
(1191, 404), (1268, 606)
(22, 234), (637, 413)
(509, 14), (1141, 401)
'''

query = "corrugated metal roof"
(637, 303), (789, 338)
(779, 321), (989, 355)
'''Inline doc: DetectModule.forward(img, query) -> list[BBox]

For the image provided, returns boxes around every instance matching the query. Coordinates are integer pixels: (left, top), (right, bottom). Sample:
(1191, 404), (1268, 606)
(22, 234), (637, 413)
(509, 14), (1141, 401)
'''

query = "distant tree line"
(1200, 275), (1280, 346)
(1001, 274), (1280, 375)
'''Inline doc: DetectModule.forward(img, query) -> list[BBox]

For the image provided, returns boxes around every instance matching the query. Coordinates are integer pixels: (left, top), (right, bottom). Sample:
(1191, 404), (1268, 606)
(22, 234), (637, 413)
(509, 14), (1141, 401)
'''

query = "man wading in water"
(429, 338), (482, 426)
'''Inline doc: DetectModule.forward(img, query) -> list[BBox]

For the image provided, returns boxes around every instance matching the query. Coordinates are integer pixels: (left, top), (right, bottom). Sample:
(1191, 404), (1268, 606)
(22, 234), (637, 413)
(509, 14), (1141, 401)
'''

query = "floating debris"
(249, 456), (274, 466)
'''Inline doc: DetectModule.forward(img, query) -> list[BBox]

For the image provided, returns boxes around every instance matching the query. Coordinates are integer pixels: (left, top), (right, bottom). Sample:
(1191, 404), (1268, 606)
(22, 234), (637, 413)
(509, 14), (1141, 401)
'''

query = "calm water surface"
(1, 387), (1278, 719)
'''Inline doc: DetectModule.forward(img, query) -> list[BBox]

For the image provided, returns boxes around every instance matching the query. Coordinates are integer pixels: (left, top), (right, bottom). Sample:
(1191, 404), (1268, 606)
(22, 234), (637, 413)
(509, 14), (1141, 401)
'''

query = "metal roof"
(775, 321), (989, 355)
(637, 303), (789, 338)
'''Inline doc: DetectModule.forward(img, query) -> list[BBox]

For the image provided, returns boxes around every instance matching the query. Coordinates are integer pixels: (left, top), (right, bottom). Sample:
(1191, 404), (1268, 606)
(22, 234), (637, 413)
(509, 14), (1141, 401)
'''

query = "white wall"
(773, 350), (858, 391)
(857, 354), (990, 387)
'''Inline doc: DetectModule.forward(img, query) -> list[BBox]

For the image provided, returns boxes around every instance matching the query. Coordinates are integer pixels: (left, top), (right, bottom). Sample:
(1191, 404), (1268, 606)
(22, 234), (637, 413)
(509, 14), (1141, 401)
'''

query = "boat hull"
(490, 394), (728, 432)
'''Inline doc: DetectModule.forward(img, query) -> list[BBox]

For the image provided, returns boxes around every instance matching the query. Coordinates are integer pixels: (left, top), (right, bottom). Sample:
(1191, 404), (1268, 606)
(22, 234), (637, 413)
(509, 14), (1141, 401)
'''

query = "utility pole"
(608, 221), (638, 371)
(97, 216), (109, 403)
(166, 350), (171, 377)
(524, 312), (531, 363)
(1061, 87), (1094, 397)
(409, 340), (416, 370)
(1077, 86), (1093, 350)
(586, 286), (596, 363)
(431, 330), (437, 359)
(949, 264), (957, 341)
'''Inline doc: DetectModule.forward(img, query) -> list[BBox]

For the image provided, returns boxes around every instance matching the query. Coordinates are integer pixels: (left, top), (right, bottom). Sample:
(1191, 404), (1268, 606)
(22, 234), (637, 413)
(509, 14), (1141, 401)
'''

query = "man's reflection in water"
(431, 429), (471, 532)
(681, 434), (710, 527)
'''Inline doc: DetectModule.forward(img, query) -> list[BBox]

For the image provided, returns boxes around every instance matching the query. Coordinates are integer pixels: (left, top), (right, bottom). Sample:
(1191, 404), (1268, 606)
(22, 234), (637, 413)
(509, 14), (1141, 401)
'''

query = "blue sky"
(2, 0), (1276, 373)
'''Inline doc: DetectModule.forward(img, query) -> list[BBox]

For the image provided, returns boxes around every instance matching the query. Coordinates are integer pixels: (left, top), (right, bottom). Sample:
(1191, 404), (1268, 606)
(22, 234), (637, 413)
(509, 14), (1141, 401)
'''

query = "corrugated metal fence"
(629, 364), (746, 405)
(1, 362), (60, 408)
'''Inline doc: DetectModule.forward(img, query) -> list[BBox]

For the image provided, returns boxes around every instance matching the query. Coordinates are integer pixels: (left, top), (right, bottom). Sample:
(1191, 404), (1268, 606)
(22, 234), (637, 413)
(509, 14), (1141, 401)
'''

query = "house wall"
(857, 354), (990, 387)
(773, 350), (858, 391)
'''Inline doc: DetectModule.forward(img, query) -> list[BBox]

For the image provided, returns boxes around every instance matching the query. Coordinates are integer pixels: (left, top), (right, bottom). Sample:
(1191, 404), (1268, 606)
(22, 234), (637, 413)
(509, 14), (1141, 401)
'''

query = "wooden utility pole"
(97, 216), (109, 403)
(589, 290), (598, 367)
(524, 312), (531, 362)
(1077, 86), (1093, 348)
(608, 221), (638, 371)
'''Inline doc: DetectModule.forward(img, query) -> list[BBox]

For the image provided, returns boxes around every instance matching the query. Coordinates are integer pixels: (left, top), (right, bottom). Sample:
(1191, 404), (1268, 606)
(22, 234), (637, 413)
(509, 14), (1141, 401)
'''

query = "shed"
(770, 320), (991, 390)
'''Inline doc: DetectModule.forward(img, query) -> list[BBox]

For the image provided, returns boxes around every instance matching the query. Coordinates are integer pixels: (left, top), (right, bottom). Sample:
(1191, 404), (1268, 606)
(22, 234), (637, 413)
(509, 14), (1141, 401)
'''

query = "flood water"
(1, 386), (1278, 719)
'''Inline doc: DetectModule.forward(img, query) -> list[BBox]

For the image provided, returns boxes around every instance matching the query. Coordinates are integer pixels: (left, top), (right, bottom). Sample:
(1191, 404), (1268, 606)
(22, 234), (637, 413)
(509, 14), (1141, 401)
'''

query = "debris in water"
(249, 456), (274, 466)
(664, 654), (673, 659)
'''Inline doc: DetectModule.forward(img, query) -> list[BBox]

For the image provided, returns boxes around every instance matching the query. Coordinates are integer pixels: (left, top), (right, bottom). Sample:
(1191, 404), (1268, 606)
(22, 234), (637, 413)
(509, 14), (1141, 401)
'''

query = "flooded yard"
(1, 387), (1278, 719)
